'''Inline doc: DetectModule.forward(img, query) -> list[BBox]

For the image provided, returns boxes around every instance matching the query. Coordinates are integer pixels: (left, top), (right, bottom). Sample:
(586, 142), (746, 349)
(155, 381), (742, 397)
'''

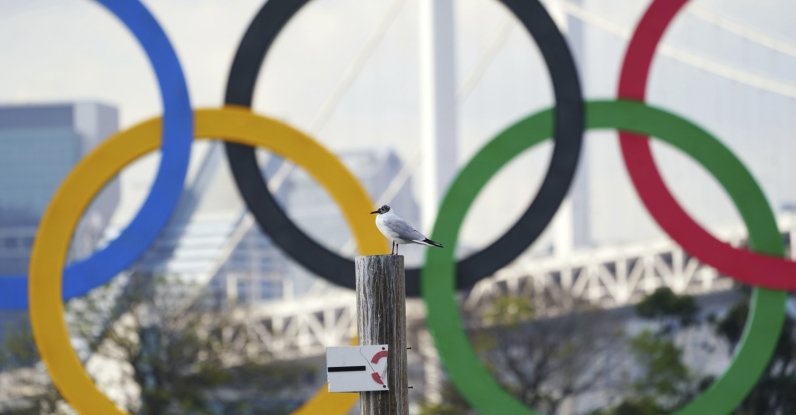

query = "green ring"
(421, 100), (787, 415)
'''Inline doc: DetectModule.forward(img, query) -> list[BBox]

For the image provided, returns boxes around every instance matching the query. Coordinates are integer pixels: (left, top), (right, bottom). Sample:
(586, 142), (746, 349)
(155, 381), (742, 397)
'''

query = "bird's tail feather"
(416, 238), (444, 248)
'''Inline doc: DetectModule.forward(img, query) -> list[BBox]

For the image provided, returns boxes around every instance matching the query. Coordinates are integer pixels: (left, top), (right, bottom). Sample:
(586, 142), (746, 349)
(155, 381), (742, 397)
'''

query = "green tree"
(0, 320), (64, 415)
(592, 397), (666, 415)
(628, 330), (692, 403)
(597, 288), (704, 414)
(418, 380), (474, 415)
(635, 287), (697, 329)
(473, 294), (621, 414)
(0, 275), (318, 414)
(715, 299), (796, 415)
(634, 288), (796, 414)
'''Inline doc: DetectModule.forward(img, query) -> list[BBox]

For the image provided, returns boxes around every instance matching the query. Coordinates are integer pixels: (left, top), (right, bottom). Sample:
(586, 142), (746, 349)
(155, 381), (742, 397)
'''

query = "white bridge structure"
(3, 215), (792, 407)
(221, 213), (796, 363)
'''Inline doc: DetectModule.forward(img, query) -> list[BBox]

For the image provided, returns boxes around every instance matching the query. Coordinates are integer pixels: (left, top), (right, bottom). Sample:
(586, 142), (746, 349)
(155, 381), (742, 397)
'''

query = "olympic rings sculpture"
(223, 0), (584, 297)
(11, 0), (791, 414)
(30, 107), (382, 414)
(0, 0), (193, 310)
(422, 100), (786, 415)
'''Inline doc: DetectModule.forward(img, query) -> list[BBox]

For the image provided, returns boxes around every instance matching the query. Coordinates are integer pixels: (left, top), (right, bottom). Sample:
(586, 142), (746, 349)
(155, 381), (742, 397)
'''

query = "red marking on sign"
(372, 372), (384, 385)
(371, 350), (388, 364)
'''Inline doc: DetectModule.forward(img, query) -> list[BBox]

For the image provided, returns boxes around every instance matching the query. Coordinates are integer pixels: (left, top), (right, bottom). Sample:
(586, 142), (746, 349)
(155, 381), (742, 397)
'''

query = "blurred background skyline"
(3, 0), (796, 252)
(1, 0), (795, 413)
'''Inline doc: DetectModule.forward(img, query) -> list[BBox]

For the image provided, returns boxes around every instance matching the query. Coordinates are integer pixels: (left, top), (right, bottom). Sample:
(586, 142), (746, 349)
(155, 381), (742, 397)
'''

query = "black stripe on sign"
(328, 365), (367, 373)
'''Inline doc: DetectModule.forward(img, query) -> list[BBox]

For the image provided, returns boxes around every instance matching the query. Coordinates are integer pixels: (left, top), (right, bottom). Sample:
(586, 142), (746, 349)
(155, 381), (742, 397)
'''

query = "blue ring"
(0, 0), (192, 309)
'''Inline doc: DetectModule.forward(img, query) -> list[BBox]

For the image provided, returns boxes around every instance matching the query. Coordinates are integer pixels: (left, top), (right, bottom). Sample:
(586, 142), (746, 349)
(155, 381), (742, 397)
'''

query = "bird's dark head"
(370, 205), (391, 215)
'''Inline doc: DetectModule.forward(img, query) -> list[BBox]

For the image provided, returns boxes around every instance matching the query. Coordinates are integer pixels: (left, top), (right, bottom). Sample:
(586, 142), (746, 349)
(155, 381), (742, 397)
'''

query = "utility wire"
(560, 0), (796, 99)
(688, 4), (796, 60)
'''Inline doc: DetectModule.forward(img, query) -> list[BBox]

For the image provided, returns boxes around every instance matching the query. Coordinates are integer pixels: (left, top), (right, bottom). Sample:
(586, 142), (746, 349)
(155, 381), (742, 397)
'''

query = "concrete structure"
(419, 0), (458, 231)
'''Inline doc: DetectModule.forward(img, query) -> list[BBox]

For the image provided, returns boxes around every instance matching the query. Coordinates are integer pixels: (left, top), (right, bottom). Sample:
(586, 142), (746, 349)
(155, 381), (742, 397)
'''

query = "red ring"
(617, 0), (796, 290)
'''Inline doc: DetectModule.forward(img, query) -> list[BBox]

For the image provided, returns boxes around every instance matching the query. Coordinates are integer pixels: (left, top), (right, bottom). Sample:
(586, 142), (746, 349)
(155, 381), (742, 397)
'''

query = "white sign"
(326, 345), (389, 392)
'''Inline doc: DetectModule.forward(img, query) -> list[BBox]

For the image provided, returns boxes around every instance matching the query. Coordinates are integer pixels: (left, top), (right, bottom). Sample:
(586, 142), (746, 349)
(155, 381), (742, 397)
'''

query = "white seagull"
(370, 204), (443, 255)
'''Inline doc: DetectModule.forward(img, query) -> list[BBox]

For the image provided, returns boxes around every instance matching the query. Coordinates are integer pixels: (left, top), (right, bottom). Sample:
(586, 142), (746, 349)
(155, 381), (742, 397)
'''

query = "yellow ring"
(29, 107), (384, 414)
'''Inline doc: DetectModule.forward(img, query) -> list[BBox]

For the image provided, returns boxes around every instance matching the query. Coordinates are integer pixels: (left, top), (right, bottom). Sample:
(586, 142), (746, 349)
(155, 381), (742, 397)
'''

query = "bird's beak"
(370, 210), (379, 214)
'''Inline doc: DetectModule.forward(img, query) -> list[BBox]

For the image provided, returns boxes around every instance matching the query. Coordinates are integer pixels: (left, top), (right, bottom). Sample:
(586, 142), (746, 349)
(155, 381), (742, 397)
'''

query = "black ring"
(224, 0), (584, 297)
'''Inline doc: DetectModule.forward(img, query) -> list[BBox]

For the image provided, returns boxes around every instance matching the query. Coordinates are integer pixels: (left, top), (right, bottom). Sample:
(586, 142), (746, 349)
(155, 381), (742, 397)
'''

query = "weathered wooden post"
(355, 255), (408, 415)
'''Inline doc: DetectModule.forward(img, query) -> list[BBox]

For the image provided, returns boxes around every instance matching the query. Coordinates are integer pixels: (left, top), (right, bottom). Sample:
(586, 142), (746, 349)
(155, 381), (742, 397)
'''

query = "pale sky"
(2, 0), (796, 252)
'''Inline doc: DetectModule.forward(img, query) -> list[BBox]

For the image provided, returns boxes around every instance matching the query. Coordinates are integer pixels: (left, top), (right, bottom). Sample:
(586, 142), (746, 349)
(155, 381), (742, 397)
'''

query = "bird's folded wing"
(384, 216), (427, 240)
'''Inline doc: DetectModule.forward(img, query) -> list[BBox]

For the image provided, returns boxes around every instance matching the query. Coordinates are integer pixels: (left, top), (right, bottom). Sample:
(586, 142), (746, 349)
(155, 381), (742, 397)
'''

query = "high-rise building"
(0, 102), (120, 276)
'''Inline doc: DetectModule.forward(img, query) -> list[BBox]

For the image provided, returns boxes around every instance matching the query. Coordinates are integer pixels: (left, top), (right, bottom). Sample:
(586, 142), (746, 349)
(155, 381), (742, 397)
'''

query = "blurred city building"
(0, 102), (120, 276)
(0, 101), (120, 368)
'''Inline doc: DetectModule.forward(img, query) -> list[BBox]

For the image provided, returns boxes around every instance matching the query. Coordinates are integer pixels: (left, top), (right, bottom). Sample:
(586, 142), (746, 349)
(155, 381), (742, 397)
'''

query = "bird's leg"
(395, 243), (399, 255)
(391, 241), (395, 255)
